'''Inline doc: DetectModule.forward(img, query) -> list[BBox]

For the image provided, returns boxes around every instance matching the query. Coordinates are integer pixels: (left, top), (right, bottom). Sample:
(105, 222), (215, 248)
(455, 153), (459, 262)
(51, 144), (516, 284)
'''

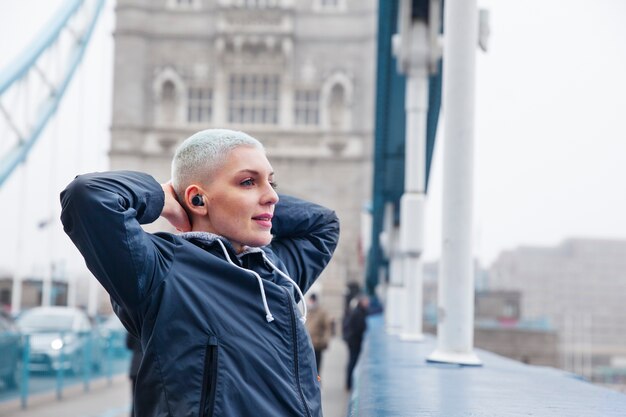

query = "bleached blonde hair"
(171, 128), (264, 199)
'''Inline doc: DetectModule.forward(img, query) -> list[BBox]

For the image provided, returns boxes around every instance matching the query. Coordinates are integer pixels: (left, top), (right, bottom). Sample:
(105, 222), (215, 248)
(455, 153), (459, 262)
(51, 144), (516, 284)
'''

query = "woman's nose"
(263, 183), (279, 205)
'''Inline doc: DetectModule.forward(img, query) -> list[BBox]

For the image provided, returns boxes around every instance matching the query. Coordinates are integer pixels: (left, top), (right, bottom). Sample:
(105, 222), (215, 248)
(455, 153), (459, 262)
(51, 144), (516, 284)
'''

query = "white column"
(427, 0), (481, 365)
(41, 222), (54, 306)
(10, 274), (22, 315)
(41, 272), (52, 307)
(11, 167), (26, 315)
(280, 74), (293, 128)
(385, 231), (404, 334)
(67, 272), (77, 308)
(280, 38), (294, 128)
(87, 278), (99, 317)
(397, 19), (429, 341)
(382, 199), (403, 333)
(213, 67), (227, 125)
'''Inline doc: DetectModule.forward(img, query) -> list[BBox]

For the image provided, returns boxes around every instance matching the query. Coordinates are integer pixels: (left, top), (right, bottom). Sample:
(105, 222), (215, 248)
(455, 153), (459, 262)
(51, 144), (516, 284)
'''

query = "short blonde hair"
(171, 129), (264, 199)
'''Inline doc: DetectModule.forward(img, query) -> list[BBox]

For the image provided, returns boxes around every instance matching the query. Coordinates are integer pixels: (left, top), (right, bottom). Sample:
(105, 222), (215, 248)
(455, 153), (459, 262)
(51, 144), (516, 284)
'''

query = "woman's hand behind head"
(160, 182), (191, 232)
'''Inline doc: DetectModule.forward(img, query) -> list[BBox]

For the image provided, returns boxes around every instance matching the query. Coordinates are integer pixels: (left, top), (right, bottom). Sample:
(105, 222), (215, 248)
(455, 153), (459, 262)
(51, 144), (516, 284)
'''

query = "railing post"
(83, 331), (92, 392)
(20, 334), (30, 409)
(106, 333), (113, 386)
(56, 332), (65, 400)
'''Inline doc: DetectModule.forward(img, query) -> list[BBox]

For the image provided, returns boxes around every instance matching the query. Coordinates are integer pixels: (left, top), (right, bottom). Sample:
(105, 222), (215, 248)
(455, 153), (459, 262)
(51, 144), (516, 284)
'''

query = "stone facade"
(110, 0), (377, 317)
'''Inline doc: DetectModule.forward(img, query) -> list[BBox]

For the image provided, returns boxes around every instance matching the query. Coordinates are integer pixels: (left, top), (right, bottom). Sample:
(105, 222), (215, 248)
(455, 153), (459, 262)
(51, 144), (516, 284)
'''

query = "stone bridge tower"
(111, 0), (376, 316)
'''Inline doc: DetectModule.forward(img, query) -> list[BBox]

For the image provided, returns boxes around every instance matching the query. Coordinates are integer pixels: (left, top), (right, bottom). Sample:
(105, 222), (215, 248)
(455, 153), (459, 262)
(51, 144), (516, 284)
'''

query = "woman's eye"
(270, 181), (278, 189)
(240, 178), (255, 186)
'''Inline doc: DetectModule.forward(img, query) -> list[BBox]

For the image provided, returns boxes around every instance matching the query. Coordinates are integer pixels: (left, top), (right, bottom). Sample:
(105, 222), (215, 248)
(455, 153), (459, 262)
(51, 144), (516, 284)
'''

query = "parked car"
(16, 306), (102, 374)
(0, 313), (21, 389)
(98, 314), (129, 357)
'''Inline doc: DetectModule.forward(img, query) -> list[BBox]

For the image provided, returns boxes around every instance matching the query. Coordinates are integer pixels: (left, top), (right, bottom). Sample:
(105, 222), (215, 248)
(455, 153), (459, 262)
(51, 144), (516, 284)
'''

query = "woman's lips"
(252, 214), (273, 229)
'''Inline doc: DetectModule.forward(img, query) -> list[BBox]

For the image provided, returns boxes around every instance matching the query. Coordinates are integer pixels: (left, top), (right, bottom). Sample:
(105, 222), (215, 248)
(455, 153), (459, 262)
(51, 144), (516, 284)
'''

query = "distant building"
(423, 262), (559, 367)
(0, 276), (68, 311)
(489, 238), (626, 380)
(474, 325), (559, 367)
(110, 0), (377, 317)
(475, 290), (521, 322)
(474, 290), (558, 367)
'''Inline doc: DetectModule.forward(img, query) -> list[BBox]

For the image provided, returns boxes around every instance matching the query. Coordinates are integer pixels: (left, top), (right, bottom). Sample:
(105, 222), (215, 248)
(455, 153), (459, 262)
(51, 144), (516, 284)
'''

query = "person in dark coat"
(60, 129), (339, 417)
(125, 333), (142, 417)
(343, 294), (369, 391)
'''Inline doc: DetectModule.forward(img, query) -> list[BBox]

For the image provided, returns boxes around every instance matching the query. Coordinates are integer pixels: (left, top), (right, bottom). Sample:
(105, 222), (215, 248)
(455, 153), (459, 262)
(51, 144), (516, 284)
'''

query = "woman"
(60, 129), (339, 416)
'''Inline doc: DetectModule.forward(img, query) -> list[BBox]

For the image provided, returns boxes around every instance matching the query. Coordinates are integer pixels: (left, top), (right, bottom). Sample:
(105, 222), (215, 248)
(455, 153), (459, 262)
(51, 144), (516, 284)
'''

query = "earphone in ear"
(191, 194), (204, 207)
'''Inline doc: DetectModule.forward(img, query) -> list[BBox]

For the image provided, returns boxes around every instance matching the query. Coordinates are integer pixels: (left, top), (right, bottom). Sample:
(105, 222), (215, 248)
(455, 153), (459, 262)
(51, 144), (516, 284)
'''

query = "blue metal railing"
(1, 330), (130, 409)
(348, 315), (626, 417)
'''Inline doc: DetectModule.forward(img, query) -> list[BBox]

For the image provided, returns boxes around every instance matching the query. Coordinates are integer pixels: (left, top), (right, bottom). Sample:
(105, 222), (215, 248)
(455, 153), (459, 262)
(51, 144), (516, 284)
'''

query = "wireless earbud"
(191, 194), (204, 207)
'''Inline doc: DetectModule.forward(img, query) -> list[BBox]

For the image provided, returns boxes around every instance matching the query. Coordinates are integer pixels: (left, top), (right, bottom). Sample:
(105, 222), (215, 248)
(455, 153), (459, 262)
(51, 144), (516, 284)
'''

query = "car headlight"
(51, 338), (64, 350)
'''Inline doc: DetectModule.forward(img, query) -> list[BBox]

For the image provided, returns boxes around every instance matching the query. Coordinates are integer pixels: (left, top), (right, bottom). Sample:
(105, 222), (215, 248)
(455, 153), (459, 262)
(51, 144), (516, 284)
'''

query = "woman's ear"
(184, 184), (208, 215)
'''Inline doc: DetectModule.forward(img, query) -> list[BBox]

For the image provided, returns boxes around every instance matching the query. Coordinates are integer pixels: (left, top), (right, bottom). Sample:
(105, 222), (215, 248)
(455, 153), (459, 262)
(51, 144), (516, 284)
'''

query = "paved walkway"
(321, 336), (351, 417)
(0, 336), (351, 417)
(0, 374), (131, 417)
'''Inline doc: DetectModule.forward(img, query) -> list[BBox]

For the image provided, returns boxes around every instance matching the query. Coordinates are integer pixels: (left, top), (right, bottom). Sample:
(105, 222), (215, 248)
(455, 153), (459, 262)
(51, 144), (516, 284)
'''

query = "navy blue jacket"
(60, 171), (339, 417)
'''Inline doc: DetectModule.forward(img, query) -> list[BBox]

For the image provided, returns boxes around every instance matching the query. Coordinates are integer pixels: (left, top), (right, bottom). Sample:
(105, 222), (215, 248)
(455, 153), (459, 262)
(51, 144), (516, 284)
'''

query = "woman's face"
(201, 146), (278, 252)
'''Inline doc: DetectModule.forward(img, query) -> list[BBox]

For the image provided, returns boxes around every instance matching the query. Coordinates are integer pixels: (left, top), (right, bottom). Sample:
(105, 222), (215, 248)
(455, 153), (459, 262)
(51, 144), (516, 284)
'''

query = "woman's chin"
(243, 235), (273, 248)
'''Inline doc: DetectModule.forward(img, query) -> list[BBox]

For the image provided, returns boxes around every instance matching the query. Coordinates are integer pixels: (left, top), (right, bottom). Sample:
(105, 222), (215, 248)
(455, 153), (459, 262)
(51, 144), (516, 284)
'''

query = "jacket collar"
(179, 231), (265, 260)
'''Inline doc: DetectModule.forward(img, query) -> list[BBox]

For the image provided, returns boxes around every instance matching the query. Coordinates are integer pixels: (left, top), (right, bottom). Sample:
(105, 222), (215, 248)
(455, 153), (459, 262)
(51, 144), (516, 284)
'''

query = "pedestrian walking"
(343, 294), (369, 391)
(305, 293), (333, 374)
(60, 129), (339, 417)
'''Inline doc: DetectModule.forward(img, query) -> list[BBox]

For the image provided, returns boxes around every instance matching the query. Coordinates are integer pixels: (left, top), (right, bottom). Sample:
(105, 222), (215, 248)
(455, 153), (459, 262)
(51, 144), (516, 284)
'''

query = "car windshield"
(18, 313), (74, 331)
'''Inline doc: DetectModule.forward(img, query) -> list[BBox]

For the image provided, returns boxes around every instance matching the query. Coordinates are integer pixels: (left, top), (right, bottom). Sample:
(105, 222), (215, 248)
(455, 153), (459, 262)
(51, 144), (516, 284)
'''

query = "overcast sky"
(424, 0), (626, 264)
(0, 0), (114, 276)
(1, 0), (626, 277)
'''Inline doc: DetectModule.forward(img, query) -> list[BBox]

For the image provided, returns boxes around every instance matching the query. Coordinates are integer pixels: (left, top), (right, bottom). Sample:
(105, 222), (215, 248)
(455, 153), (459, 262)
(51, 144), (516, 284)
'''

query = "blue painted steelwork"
(0, 0), (82, 95)
(349, 315), (626, 416)
(366, 0), (406, 296)
(0, 0), (105, 187)
(366, 0), (442, 295)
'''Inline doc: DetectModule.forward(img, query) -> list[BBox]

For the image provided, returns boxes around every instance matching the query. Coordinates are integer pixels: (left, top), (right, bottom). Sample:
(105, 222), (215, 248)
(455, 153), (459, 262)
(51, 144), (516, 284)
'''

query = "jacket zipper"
(199, 342), (218, 417)
(285, 287), (313, 417)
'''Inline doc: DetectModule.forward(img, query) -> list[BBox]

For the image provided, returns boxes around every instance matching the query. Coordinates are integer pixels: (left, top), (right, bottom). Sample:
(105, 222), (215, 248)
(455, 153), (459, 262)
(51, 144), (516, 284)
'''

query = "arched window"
(328, 84), (345, 130)
(152, 67), (186, 126)
(320, 72), (353, 131)
(161, 80), (177, 124)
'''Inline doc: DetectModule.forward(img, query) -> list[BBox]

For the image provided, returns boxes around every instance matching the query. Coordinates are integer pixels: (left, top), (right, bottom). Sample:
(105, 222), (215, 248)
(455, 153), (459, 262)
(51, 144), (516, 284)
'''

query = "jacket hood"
(179, 231), (264, 258)
(179, 231), (307, 323)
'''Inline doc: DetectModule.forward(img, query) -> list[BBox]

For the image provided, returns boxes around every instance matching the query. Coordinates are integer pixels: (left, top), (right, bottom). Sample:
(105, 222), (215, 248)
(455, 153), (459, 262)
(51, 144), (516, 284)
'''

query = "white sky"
(424, 0), (626, 265)
(0, 0), (114, 277)
(1, 0), (626, 277)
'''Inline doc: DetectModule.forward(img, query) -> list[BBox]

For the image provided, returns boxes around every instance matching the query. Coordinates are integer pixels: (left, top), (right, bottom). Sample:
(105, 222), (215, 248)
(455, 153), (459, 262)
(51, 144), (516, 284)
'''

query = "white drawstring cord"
(262, 253), (308, 324)
(217, 240), (274, 323)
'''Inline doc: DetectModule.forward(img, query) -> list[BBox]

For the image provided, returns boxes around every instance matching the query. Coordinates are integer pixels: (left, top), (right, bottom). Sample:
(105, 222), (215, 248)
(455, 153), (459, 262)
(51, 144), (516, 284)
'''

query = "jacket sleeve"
(268, 195), (340, 293)
(59, 171), (172, 312)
